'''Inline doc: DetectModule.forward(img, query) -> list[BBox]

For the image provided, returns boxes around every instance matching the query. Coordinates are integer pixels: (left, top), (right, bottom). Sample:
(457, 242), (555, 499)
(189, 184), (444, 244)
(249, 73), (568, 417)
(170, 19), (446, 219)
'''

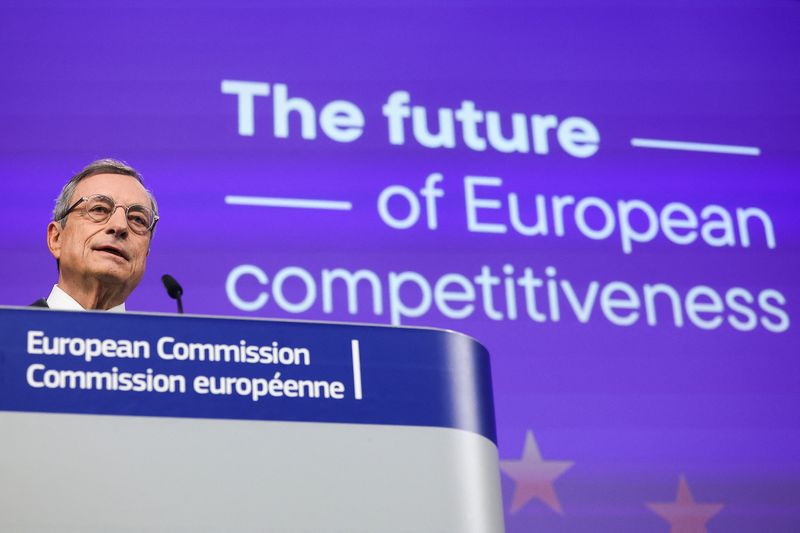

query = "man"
(32, 159), (159, 311)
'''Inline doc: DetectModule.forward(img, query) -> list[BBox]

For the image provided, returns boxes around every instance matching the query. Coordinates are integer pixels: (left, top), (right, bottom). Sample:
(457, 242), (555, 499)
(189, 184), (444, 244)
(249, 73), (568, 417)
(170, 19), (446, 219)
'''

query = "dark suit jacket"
(31, 298), (49, 308)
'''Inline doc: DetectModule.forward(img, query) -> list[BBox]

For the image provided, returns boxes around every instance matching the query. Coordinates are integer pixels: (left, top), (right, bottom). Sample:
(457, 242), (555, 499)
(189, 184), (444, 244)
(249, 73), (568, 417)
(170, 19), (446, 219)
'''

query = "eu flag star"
(647, 474), (724, 533)
(499, 430), (574, 514)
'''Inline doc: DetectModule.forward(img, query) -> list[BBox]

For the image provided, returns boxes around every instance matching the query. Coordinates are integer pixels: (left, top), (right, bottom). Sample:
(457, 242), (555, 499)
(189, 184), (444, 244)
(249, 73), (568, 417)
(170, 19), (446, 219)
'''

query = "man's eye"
(128, 214), (147, 227)
(90, 205), (111, 214)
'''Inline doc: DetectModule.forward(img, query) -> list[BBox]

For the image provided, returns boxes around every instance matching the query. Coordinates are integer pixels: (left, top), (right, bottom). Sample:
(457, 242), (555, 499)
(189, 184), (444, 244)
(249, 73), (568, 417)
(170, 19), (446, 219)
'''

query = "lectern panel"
(0, 307), (503, 532)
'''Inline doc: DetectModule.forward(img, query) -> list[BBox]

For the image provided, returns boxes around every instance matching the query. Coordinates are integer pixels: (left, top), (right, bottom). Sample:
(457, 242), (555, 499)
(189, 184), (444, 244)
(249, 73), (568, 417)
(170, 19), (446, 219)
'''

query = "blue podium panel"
(0, 307), (503, 533)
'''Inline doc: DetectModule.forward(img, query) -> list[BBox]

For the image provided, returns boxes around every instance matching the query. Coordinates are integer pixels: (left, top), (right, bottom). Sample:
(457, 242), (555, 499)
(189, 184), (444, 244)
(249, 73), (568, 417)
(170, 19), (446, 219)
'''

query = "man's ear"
(47, 221), (62, 260)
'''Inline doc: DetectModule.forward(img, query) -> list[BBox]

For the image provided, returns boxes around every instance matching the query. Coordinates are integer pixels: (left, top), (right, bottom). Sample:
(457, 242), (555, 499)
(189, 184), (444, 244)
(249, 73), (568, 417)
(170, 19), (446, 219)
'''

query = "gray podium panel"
(1, 412), (503, 532)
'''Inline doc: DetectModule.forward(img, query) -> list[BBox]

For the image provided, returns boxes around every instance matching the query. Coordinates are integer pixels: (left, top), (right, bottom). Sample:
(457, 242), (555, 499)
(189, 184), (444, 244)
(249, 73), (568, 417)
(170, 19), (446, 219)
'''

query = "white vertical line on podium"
(351, 339), (363, 400)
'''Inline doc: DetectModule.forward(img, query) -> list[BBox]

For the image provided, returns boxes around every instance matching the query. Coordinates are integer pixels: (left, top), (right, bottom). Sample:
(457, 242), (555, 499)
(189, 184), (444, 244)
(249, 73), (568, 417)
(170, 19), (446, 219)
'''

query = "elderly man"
(32, 159), (159, 311)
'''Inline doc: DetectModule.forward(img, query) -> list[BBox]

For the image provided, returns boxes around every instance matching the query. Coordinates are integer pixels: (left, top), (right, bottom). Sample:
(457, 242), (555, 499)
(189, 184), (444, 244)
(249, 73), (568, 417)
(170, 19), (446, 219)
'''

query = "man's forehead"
(72, 173), (149, 203)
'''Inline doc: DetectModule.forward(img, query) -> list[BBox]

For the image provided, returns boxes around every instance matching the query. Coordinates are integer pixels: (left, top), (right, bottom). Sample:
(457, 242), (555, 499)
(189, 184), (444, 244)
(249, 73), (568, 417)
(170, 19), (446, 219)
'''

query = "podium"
(0, 306), (504, 532)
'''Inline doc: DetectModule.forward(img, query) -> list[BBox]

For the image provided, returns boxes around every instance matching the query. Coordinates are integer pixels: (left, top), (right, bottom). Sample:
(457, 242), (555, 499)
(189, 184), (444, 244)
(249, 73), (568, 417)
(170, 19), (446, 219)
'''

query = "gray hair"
(53, 158), (159, 231)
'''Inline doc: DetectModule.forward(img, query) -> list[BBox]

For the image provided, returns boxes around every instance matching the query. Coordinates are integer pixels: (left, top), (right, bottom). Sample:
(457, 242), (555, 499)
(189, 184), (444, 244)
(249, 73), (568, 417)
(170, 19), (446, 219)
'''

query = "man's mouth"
(94, 245), (129, 260)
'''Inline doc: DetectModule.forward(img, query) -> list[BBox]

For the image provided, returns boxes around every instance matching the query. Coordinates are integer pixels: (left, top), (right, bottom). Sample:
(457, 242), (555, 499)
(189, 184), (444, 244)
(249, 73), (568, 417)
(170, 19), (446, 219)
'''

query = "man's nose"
(105, 206), (129, 236)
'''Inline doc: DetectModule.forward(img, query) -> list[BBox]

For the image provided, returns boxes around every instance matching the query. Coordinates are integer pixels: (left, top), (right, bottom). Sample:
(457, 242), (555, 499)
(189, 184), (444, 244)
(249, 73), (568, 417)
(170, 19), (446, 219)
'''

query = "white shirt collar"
(46, 285), (126, 313)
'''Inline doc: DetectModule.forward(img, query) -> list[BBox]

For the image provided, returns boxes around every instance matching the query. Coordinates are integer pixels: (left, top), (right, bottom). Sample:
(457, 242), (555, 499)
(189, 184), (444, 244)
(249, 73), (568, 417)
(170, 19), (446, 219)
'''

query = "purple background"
(1, 1), (798, 531)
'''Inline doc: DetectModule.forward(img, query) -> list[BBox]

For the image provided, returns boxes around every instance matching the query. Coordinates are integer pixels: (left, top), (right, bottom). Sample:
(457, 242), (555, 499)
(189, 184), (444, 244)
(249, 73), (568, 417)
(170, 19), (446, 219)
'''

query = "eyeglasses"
(58, 194), (159, 235)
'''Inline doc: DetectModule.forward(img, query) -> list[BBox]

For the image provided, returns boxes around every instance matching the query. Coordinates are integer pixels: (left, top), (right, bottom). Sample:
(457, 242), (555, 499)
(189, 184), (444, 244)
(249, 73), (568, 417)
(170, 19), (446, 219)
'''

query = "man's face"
(47, 173), (152, 294)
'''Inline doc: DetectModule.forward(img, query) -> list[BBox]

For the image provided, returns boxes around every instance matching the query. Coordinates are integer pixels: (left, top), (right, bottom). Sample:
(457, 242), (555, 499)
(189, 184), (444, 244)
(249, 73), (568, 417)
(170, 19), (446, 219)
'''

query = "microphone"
(161, 274), (184, 314)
